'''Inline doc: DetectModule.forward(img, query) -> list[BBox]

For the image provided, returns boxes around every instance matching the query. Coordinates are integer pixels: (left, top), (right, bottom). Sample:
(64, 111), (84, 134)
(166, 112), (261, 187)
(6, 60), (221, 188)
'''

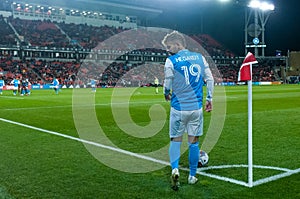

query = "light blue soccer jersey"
(91, 79), (96, 86)
(164, 49), (214, 111)
(12, 79), (19, 87)
(53, 79), (59, 87)
(0, 80), (4, 87)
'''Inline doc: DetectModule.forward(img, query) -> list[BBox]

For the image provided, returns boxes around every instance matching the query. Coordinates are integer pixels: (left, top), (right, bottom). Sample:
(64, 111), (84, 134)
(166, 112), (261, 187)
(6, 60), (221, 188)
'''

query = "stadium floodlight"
(260, 2), (275, 11)
(245, 0), (275, 57)
(248, 0), (275, 11)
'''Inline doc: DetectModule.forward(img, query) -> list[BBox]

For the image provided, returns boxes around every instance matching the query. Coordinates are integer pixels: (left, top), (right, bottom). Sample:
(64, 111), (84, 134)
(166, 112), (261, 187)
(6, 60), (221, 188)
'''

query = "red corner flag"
(238, 52), (258, 81)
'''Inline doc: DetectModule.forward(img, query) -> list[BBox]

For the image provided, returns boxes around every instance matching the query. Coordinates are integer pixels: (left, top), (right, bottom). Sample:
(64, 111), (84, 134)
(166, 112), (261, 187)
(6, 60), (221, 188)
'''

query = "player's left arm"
(202, 56), (214, 112)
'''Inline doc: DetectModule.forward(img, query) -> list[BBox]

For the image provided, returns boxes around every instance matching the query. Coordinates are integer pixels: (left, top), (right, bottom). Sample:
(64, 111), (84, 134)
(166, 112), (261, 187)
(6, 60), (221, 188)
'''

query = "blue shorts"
(169, 107), (203, 138)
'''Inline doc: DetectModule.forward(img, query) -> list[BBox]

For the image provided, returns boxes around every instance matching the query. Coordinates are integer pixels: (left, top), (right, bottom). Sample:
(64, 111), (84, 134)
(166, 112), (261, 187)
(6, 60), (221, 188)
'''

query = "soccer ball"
(198, 150), (209, 167)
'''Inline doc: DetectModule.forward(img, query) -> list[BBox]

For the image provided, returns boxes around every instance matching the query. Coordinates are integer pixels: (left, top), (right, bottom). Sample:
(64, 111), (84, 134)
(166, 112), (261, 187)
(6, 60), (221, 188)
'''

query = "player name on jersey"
(175, 55), (200, 62)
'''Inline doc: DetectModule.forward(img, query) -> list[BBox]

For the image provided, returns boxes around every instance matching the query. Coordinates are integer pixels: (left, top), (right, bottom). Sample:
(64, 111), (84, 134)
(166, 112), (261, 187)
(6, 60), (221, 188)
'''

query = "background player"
(20, 77), (30, 96)
(52, 77), (60, 94)
(90, 78), (96, 92)
(11, 77), (20, 96)
(0, 76), (5, 95)
(154, 76), (159, 94)
(162, 31), (214, 190)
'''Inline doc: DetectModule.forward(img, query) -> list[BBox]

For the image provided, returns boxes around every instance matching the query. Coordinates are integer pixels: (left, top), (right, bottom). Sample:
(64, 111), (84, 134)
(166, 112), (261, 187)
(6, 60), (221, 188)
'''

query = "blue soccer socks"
(170, 141), (199, 177)
(169, 141), (182, 169)
(188, 142), (199, 177)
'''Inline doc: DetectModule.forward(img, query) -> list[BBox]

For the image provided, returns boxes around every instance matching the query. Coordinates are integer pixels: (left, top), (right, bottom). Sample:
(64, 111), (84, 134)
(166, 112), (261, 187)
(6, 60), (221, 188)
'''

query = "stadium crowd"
(0, 15), (279, 88)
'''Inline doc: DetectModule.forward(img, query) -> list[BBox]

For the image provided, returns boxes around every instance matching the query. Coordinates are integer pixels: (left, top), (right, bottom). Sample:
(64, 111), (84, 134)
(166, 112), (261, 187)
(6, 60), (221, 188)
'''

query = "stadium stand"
(57, 22), (127, 49)
(8, 17), (72, 48)
(0, 15), (17, 46)
(191, 34), (235, 57)
(0, 0), (287, 88)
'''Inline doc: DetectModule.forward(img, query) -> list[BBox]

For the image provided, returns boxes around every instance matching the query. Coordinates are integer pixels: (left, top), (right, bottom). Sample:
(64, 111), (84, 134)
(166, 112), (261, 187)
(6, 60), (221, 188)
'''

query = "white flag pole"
(248, 64), (253, 188)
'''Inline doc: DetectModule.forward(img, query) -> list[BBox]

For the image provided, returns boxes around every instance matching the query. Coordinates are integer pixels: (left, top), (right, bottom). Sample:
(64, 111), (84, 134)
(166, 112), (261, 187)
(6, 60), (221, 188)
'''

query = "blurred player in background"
(11, 77), (20, 96)
(0, 76), (5, 95)
(20, 77), (30, 96)
(52, 77), (60, 94)
(154, 76), (159, 94)
(162, 31), (214, 190)
(90, 78), (96, 92)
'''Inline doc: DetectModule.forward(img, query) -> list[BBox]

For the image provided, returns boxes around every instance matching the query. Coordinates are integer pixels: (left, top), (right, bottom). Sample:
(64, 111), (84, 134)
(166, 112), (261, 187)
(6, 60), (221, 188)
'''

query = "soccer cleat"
(188, 175), (198, 185)
(171, 168), (180, 191)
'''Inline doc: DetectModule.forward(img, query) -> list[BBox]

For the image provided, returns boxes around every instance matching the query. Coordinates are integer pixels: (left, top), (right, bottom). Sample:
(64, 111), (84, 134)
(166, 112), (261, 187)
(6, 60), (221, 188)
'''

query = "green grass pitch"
(0, 85), (299, 198)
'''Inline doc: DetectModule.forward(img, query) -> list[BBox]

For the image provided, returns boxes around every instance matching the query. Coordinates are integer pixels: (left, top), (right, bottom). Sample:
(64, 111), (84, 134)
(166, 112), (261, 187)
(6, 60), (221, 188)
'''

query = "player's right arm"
(164, 58), (174, 101)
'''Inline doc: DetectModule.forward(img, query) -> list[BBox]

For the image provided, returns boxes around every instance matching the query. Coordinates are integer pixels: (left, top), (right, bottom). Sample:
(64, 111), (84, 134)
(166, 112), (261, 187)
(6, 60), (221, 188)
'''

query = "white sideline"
(0, 117), (170, 167)
(196, 165), (300, 187)
(1, 117), (299, 188)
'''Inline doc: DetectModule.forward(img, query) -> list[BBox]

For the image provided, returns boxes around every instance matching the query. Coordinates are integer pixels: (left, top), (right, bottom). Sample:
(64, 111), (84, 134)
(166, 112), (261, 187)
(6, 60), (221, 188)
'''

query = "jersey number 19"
(181, 64), (201, 85)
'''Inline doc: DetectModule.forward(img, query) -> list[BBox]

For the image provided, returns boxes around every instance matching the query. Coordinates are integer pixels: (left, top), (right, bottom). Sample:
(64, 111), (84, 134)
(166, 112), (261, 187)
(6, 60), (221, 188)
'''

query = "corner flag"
(238, 52), (258, 82)
(238, 52), (258, 187)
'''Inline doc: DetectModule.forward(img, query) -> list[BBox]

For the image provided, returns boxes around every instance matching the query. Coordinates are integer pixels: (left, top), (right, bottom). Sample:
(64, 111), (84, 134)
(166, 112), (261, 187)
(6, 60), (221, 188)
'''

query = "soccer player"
(0, 76), (5, 95)
(162, 31), (214, 190)
(154, 76), (159, 94)
(20, 77), (30, 96)
(52, 77), (60, 94)
(90, 78), (96, 92)
(11, 77), (20, 96)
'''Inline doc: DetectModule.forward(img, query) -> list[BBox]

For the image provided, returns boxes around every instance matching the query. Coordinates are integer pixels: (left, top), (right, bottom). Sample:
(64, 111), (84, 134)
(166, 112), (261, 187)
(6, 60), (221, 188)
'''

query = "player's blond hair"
(162, 31), (186, 48)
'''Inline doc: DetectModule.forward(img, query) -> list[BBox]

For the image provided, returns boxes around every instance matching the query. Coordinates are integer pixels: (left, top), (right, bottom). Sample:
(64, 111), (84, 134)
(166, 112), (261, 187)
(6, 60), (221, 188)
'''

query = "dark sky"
(266, 0), (300, 55)
(19, 0), (300, 56)
(146, 0), (300, 56)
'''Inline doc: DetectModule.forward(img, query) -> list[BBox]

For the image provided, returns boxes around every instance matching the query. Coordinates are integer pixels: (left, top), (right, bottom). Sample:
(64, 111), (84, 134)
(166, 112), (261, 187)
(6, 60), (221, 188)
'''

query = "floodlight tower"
(245, 0), (275, 57)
